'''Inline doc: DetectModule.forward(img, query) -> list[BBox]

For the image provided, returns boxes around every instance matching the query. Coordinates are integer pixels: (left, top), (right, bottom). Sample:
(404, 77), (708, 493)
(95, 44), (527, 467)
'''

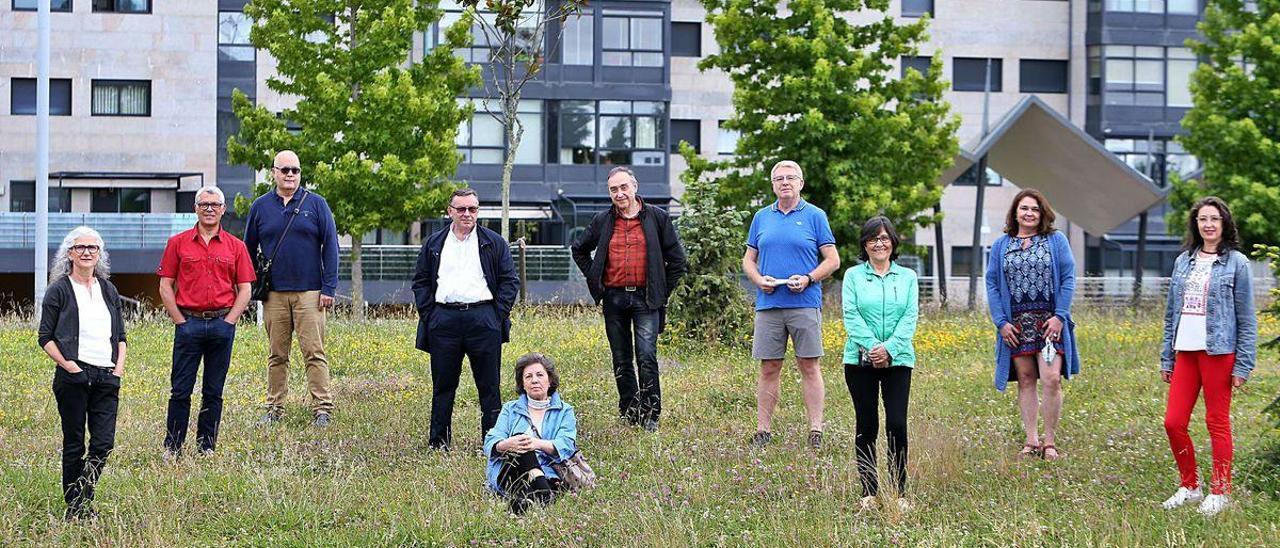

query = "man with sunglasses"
(244, 150), (341, 427)
(412, 188), (520, 451)
(157, 186), (255, 456)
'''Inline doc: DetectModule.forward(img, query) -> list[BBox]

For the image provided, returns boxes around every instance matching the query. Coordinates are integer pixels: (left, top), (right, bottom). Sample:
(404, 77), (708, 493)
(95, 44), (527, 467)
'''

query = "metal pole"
(967, 59), (994, 310)
(34, 0), (51, 322)
(933, 202), (947, 309)
(1133, 129), (1155, 308)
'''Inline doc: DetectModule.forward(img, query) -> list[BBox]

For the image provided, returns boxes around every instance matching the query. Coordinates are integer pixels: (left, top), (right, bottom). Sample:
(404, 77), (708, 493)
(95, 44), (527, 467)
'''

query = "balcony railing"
(0, 213), (198, 249)
(338, 245), (580, 282)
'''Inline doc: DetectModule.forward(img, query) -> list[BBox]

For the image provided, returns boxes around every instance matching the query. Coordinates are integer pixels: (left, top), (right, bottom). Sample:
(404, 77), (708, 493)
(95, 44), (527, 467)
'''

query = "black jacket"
(411, 225), (521, 353)
(37, 275), (128, 365)
(571, 202), (687, 310)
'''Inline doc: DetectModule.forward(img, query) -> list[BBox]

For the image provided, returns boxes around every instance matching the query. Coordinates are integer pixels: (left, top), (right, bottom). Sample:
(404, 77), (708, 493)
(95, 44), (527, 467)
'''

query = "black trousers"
(602, 287), (661, 424)
(845, 364), (912, 497)
(496, 450), (563, 500)
(52, 364), (120, 510)
(427, 305), (503, 449)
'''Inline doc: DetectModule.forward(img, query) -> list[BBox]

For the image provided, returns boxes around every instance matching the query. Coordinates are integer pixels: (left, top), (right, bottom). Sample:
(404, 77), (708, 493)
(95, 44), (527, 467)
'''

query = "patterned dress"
(1002, 235), (1064, 360)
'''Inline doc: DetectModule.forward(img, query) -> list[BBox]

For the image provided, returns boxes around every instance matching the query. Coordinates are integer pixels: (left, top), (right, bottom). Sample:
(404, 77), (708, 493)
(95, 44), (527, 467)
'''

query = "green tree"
(1170, 0), (1280, 248)
(667, 144), (753, 346)
(228, 0), (479, 318)
(695, 0), (959, 262)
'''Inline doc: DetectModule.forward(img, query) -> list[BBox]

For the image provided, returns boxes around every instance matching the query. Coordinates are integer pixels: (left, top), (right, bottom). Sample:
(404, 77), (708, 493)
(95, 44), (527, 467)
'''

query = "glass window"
(1167, 0), (1197, 13)
(454, 100), (544, 164)
(11, 78), (72, 116)
(601, 10), (664, 67)
(559, 100), (596, 164)
(717, 121), (738, 156)
(514, 100), (543, 165)
(902, 0), (934, 17)
(92, 0), (149, 13)
(554, 100), (666, 165)
(1103, 47), (1168, 106)
(219, 12), (255, 62)
(671, 22), (701, 57)
(1167, 59), (1196, 107)
(92, 80), (150, 116)
(561, 12), (594, 65)
(1020, 59), (1069, 93)
(436, 2), (543, 64)
(120, 188), (150, 213)
(952, 58), (1003, 92)
(9, 181), (69, 212)
(901, 56), (932, 78)
(670, 119), (700, 153)
(13, 0), (72, 11)
(952, 164), (1002, 186)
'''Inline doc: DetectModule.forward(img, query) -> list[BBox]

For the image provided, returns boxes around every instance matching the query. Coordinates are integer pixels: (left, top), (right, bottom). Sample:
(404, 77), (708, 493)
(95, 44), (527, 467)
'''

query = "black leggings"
(845, 365), (912, 497)
(496, 451), (562, 505)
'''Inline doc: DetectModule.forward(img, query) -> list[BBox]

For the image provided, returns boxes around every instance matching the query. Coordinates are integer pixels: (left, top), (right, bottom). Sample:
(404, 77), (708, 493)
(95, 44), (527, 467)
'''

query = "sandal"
(1041, 444), (1062, 461)
(1018, 443), (1041, 459)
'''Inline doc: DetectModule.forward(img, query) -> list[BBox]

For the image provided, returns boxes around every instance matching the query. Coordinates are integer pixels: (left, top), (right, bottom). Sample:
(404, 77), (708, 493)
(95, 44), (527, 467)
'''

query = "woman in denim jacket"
(483, 352), (578, 514)
(1159, 196), (1256, 517)
(984, 189), (1080, 462)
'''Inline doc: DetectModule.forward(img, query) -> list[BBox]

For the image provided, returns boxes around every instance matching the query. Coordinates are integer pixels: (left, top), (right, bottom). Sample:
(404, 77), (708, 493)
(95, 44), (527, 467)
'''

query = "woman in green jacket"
(842, 216), (919, 512)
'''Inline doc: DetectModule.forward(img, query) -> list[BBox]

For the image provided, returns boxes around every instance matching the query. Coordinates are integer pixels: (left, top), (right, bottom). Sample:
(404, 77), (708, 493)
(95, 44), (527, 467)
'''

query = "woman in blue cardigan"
(984, 189), (1080, 461)
(483, 352), (578, 514)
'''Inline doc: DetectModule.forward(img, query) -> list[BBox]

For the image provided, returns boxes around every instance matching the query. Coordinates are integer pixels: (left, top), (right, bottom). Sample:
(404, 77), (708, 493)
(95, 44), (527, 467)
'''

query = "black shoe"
(64, 505), (98, 522)
(808, 430), (823, 450)
(312, 412), (331, 428)
(509, 496), (533, 515)
(642, 419), (659, 433)
(749, 431), (772, 449)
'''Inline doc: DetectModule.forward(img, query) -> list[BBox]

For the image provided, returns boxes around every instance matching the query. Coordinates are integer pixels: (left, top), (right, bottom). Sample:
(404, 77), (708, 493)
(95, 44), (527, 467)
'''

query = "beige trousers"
(263, 290), (334, 414)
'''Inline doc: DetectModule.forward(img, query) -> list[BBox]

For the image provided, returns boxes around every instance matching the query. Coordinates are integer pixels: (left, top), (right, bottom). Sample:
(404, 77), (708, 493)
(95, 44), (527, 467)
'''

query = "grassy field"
(0, 306), (1278, 546)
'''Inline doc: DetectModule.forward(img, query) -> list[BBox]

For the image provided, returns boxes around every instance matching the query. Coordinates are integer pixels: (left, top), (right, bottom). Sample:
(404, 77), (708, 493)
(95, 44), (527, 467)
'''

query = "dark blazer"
(411, 225), (520, 353)
(571, 202), (688, 311)
(37, 275), (128, 365)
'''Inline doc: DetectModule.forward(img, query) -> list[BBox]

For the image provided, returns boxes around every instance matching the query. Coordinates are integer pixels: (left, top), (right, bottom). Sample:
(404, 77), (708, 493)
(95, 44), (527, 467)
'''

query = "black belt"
(606, 286), (642, 292)
(181, 307), (231, 319)
(437, 300), (492, 310)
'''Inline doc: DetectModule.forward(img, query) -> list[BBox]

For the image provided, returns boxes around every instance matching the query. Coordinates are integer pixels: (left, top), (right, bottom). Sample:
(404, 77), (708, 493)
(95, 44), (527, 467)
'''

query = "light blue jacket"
(984, 231), (1081, 391)
(483, 393), (578, 495)
(1160, 248), (1257, 379)
(842, 262), (919, 367)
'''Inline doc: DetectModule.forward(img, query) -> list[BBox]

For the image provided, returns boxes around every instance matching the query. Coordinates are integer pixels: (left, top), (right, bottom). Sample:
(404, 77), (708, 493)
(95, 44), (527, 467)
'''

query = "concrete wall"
(0, 1), (218, 211)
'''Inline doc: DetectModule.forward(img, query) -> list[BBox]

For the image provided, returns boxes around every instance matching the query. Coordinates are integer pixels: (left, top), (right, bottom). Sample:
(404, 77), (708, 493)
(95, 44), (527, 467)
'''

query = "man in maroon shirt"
(157, 186), (255, 456)
(571, 167), (686, 432)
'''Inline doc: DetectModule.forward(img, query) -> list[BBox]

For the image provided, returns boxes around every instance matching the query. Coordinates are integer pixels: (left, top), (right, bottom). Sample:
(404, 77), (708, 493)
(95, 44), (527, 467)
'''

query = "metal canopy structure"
(939, 95), (1168, 236)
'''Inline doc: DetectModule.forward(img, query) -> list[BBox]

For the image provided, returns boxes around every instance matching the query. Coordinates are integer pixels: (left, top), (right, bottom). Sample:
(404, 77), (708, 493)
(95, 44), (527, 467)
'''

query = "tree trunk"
(351, 237), (364, 320)
(500, 95), (523, 241)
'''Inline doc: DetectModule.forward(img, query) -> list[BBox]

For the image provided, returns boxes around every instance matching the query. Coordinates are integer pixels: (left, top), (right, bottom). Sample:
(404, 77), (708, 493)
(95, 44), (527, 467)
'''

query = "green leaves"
(694, 0), (959, 263)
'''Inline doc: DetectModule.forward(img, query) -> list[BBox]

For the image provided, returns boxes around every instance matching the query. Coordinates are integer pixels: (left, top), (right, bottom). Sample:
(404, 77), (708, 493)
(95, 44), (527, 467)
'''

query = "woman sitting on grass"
(483, 352), (578, 514)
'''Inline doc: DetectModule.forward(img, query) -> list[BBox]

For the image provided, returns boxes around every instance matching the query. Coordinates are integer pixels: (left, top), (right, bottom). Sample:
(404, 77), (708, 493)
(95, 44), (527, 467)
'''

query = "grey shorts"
(751, 308), (825, 360)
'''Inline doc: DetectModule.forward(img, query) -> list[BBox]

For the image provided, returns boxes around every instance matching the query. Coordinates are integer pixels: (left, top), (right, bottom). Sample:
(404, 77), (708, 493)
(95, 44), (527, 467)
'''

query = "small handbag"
(249, 190), (308, 301)
(551, 450), (597, 492)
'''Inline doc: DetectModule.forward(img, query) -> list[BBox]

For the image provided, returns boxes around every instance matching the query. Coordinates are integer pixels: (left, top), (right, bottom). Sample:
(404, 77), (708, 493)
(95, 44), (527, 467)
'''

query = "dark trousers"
(165, 316), (236, 453)
(496, 450), (562, 501)
(427, 305), (503, 449)
(845, 365), (912, 497)
(602, 287), (661, 424)
(52, 364), (120, 511)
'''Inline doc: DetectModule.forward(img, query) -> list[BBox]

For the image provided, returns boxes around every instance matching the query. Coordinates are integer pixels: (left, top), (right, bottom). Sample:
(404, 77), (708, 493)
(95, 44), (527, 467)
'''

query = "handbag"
(530, 423), (597, 492)
(249, 190), (308, 301)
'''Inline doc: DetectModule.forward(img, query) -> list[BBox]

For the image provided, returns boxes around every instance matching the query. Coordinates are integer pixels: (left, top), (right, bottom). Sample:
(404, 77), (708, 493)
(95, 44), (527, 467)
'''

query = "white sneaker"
(1162, 486), (1203, 509)
(859, 495), (878, 511)
(1197, 494), (1229, 517)
(896, 498), (913, 513)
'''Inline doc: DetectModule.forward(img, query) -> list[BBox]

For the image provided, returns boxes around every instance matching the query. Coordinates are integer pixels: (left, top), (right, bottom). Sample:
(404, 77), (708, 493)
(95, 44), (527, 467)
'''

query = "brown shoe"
(1017, 443), (1041, 459)
(1041, 444), (1062, 461)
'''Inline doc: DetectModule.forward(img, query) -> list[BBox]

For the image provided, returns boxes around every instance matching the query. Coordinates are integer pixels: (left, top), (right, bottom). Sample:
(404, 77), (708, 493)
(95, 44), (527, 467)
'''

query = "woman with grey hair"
(37, 226), (127, 521)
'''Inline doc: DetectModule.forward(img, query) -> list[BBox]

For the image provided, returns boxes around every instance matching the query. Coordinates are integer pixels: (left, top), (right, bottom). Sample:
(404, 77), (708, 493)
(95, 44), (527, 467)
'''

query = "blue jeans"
(165, 316), (236, 453)
(602, 287), (661, 424)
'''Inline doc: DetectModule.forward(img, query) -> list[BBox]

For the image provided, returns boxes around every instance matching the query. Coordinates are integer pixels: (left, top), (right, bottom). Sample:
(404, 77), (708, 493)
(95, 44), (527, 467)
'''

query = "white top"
(1174, 256), (1214, 352)
(71, 277), (114, 368)
(434, 226), (494, 304)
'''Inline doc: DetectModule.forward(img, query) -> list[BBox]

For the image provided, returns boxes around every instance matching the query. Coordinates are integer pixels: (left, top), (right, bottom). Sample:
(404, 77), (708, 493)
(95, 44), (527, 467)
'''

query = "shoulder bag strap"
(265, 189), (309, 265)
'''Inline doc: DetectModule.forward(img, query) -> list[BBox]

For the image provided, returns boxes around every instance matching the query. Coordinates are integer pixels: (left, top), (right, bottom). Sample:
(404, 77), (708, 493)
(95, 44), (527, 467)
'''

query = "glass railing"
(337, 245), (578, 281)
(0, 212), (197, 249)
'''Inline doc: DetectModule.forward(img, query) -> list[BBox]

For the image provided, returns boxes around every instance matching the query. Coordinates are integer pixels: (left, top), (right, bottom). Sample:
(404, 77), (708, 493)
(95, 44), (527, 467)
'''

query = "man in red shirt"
(157, 186), (255, 456)
(571, 167), (686, 432)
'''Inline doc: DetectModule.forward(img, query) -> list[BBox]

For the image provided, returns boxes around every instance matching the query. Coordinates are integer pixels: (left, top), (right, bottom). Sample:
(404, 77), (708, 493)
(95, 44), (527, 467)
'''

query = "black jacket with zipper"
(571, 201), (688, 311)
(37, 275), (128, 365)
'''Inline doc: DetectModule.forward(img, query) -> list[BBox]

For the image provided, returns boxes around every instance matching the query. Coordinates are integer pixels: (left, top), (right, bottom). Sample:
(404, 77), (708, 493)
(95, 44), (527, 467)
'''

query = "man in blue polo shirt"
(244, 150), (341, 427)
(742, 160), (840, 450)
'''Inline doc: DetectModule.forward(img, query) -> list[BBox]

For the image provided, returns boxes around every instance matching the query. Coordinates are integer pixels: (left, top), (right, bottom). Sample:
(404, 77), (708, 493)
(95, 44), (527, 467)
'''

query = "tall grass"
(0, 307), (1276, 545)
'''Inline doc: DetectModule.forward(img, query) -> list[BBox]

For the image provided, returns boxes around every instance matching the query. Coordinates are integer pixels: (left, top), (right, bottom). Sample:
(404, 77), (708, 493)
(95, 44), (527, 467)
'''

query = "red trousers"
(1164, 350), (1235, 494)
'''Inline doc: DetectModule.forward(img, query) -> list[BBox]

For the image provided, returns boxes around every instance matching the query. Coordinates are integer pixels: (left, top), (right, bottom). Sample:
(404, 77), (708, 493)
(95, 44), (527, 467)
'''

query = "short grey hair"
(606, 166), (638, 185)
(49, 226), (110, 283)
(770, 160), (804, 181)
(195, 186), (226, 205)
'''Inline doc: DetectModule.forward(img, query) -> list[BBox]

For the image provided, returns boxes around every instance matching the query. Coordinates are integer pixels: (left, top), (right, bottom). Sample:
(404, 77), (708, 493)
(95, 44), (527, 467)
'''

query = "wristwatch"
(805, 274), (816, 286)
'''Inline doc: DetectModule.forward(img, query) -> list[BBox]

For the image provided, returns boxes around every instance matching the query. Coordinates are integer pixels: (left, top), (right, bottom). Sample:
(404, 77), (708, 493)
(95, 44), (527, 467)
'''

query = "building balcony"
(0, 212), (197, 250)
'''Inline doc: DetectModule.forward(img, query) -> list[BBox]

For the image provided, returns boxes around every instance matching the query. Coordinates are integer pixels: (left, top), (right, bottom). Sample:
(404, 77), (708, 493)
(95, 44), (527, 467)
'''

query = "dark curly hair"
(514, 352), (560, 396)
(1183, 196), (1239, 255)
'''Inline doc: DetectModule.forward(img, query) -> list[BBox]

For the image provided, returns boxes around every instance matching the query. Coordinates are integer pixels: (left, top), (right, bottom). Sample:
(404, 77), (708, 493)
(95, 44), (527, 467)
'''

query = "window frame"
(10, 77), (73, 116)
(12, 0), (72, 12)
(670, 119), (701, 154)
(91, 79), (152, 117)
(952, 57), (1003, 92)
(218, 11), (256, 62)
(1019, 59), (1070, 94)
(91, 0), (150, 14)
(601, 9), (664, 68)
(671, 21), (701, 58)
(901, 0), (934, 17)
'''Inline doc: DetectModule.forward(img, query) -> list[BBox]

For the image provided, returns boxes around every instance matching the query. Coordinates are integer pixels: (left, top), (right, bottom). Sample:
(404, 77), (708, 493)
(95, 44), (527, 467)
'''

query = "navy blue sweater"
(244, 188), (340, 297)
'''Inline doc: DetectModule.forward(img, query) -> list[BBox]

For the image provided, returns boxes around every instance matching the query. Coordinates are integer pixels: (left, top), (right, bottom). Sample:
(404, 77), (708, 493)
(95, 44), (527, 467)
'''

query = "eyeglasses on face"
(866, 236), (893, 246)
(772, 174), (801, 183)
(197, 202), (224, 211)
(274, 166), (301, 175)
(71, 244), (101, 255)
(451, 205), (480, 214)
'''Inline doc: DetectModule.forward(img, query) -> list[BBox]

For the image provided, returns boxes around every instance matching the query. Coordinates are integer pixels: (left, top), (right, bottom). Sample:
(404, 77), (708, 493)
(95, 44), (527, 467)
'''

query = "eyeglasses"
(451, 206), (480, 214)
(71, 244), (101, 255)
(772, 174), (801, 183)
(866, 236), (893, 246)
(1197, 216), (1222, 224)
(274, 166), (301, 175)
(197, 202), (224, 211)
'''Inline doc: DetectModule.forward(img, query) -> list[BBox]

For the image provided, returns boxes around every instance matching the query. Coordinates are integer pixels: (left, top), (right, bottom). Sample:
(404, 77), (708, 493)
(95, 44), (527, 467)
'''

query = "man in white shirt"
(411, 188), (520, 450)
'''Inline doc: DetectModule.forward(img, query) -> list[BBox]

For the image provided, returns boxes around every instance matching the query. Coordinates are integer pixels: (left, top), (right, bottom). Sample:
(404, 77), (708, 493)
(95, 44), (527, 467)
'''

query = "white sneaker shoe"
(1197, 494), (1229, 516)
(859, 495), (878, 511)
(1162, 486), (1203, 509)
